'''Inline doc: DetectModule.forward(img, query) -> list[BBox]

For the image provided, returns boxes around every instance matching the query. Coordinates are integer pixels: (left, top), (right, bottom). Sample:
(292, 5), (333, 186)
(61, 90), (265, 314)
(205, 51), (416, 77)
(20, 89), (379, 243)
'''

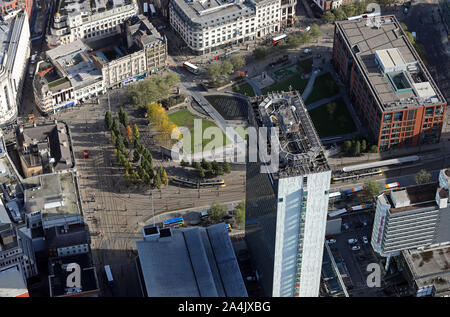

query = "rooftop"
(45, 222), (89, 249)
(171, 0), (255, 28)
(336, 15), (445, 112)
(136, 223), (247, 297)
(384, 182), (439, 213)
(249, 92), (330, 177)
(23, 172), (81, 218)
(403, 246), (450, 295)
(0, 12), (27, 75)
(126, 15), (165, 48)
(48, 254), (99, 297)
(0, 268), (28, 297)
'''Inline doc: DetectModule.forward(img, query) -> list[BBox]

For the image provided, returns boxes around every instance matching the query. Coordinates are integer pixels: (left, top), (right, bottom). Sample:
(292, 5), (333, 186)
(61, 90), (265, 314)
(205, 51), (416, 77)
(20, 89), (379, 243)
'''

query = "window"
(383, 113), (392, 123)
(425, 107), (434, 117)
(394, 112), (403, 122)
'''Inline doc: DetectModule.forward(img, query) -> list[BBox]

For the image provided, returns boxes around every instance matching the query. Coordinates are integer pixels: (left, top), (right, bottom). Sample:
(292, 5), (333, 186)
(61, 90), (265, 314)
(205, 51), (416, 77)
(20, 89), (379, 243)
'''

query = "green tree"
(133, 150), (140, 162)
(124, 169), (131, 183)
(234, 201), (245, 227)
(207, 63), (222, 82)
(105, 111), (113, 130)
(180, 159), (189, 167)
(111, 130), (117, 145)
(352, 140), (361, 156)
(322, 11), (336, 23)
(209, 201), (227, 223)
(153, 173), (162, 189)
(361, 139), (367, 153)
(223, 162), (231, 174)
(334, 8), (347, 21)
(230, 55), (246, 70)
(253, 47), (266, 60)
(309, 24), (322, 39)
(342, 3), (357, 18)
(363, 180), (382, 201)
(370, 145), (378, 153)
(112, 119), (121, 136)
(220, 60), (234, 78)
(415, 169), (432, 184)
(342, 140), (352, 153)
(198, 167), (205, 178)
(133, 123), (140, 140)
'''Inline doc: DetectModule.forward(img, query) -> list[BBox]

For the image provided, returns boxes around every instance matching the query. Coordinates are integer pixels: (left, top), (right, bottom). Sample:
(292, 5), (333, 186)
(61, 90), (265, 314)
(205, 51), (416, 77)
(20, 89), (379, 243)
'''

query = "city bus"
(272, 34), (287, 46)
(149, 3), (156, 15)
(163, 216), (184, 228)
(182, 61), (199, 74)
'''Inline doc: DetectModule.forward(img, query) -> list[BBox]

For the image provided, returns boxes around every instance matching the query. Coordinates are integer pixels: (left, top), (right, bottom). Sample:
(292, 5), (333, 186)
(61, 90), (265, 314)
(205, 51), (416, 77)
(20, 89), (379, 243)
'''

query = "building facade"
(0, 0), (33, 20)
(0, 11), (30, 126)
(245, 92), (331, 297)
(169, 0), (296, 55)
(332, 16), (447, 152)
(371, 169), (450, 260)
(48, 0), (139, 47)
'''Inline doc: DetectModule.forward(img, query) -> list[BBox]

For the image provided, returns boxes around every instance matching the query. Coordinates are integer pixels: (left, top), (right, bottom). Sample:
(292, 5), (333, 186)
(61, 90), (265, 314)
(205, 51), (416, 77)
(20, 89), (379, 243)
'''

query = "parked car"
(303, 49), (312, 54)
(348, 238), (358, 245)
(343, 223), (350, 230)
(363, 236), (369, 244)
(326, 239), (336, 244)
(352, 245), (361, 251)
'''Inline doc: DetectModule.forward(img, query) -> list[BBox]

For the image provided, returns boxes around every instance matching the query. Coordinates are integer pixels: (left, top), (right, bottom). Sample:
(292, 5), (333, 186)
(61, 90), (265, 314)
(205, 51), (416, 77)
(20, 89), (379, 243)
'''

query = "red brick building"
(0, 0), (33, 20)
(332, 15), (447, 152)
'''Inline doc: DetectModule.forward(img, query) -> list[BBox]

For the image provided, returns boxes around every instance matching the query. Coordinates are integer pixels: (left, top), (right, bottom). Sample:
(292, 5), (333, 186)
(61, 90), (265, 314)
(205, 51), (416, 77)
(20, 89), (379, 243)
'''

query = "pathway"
(245, 77), (262, 96)
(306, 93), (342, 111)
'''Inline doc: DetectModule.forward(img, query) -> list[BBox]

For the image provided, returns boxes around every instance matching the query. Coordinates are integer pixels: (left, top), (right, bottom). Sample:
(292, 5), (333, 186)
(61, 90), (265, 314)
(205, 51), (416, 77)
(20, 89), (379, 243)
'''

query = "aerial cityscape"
(0, 0), (449, 301)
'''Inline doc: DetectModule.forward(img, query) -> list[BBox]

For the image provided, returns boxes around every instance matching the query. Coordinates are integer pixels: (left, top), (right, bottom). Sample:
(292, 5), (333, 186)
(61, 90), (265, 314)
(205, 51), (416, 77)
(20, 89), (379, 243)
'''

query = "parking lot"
(327, 211), (387, 297)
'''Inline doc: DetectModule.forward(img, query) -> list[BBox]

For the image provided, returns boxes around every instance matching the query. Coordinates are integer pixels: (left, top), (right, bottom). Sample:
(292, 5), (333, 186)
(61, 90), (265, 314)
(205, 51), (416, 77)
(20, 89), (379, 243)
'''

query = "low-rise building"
(136, 223), (248, 297)
(15, 123), (74, 177)
(0, 267), (29, 297)
(399, 245), (450, 297)
(0, 11), (30, 126)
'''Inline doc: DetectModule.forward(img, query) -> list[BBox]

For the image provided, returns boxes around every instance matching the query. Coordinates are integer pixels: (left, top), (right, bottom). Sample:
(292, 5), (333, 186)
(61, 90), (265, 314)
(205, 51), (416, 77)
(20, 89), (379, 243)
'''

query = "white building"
(0, 11), (30, 126)
(169, 0), (296, 55)
(245, 92), (331, 297)
(48, 0), (139, 47)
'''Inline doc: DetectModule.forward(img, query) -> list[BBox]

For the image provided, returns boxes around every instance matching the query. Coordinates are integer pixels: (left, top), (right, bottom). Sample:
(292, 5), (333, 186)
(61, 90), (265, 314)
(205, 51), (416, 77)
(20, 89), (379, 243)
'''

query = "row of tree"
(126, 73), (180, 109)
(105, 109), (169, 189)
(180, 159), (232, 178)
(342, 137), (378, 156)
(207, 55), (246, 83)
(321, 1), (368, 23)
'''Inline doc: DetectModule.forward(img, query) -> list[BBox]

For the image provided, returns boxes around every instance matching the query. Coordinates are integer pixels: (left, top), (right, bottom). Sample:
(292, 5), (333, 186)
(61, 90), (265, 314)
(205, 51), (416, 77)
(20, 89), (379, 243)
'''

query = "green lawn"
(297, 58), (313, 74)
(232, 82), (255, 97)
(168, 109), (232, 153)
(308, 97), (357, 138)
(262, 74), (309, 95)
(305, 72), (341, 105)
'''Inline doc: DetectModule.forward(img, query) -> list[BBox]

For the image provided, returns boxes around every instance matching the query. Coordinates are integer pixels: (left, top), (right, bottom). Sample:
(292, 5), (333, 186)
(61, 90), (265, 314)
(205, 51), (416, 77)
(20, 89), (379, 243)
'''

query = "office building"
(169, 0), (296, 55)
(245, 92), (331, 297)
(47, 0), (139, 47)
(332, 16), (447, 152)
(311, 0), (358, 12)
(136, 223), (248, 297)
(0, 11), (30, 127)
(371, 169), (450, 262)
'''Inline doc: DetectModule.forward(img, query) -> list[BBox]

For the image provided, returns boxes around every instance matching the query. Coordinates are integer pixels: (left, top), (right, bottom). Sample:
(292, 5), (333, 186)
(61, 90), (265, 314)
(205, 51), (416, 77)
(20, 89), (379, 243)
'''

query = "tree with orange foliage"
(126, 125), (133, 142)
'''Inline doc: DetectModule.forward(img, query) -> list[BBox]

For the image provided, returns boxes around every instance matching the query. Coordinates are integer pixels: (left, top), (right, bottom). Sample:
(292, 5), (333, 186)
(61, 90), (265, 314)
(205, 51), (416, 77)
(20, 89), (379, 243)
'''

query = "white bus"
(182, 61), (199, 74)
(143, 2), (148, 13)
(272, 34), (287, 46)
(149, 3), (156, 15)
(104, 265), (114, 287)
(329, 208), (348, 218)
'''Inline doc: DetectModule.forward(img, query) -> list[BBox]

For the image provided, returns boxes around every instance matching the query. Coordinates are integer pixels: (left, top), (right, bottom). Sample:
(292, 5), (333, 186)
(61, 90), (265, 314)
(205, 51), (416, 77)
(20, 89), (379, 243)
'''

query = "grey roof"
(136, 223), (247, 297)
(171, 0), (255, 29)
(45, 223), (89, 249)
(126, 15), (165, 48)
(336, 16), (445, 112)
(0, 11), (27, 75)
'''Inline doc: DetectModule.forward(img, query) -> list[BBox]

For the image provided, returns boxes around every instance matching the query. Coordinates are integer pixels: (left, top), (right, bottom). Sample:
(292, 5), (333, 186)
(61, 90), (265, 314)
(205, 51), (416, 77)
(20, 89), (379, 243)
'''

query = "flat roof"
(385, 183), (438, 213)
(23, 172), (81, 218)
(0, 268), (28, 297)
(136, 223), (247, 297)
(336, 16), (445, 112)
(403, 246), (450, 293)
(249, 92), (330, 177)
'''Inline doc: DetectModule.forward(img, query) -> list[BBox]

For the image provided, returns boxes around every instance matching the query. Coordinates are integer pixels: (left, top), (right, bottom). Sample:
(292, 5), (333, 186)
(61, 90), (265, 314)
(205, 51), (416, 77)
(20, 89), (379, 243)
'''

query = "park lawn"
(168, 109), (235, 154)
(232, 82), (255, 97)
(308, 97), (357, 138)
(261, 74), (309, 95)
(305, 72), (341, 105)
(272, 64), (297, 81)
